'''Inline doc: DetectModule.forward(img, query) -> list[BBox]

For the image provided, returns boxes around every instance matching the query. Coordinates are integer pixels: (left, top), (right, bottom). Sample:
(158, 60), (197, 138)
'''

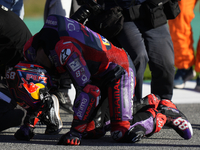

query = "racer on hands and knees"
(72, 0), (193, 142)
(24, 14), (138, 145)
(22, 14), (193, 145)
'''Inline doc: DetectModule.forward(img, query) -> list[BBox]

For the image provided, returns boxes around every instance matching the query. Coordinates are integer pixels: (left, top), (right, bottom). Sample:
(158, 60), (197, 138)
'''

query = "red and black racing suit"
(24, 15), (165, 143)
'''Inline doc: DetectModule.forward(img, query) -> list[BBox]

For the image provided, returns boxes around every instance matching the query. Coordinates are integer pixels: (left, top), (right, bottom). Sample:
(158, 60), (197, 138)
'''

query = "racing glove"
(57, 129), (82, 145)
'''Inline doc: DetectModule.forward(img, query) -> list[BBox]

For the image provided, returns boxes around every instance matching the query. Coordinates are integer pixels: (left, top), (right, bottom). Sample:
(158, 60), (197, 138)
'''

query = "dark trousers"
(0, 78), (26, 132)
(116, 21), (175, 100)
(0, 103), (25, 132)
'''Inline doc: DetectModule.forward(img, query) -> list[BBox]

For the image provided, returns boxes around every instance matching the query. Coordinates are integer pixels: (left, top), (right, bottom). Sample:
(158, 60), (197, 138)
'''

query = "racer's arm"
(55, 40), (90, 87)
(56, 39), (101, 123)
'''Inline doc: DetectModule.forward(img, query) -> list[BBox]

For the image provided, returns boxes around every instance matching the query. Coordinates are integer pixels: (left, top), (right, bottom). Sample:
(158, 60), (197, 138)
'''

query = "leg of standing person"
(43, 0), (75, 113)
(70, 0), (80, 17)
(44, 0), (72, 21)
(142, 24), (175, 100)
(168, 0), (197, 89)
(194, 38), (200, 91)
(116, 20), (174, 101)
(115, 21), (149, 101)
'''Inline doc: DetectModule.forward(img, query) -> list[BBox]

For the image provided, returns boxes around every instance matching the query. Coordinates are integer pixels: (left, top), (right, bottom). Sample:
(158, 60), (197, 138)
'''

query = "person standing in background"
(0, 0), (24, 19)
(168, 0), (200, 91)
(44, 0), (79, 21)
(43, 0), (80, 114)
(44, 0), (72, 21)
(76, 0), (175, 103)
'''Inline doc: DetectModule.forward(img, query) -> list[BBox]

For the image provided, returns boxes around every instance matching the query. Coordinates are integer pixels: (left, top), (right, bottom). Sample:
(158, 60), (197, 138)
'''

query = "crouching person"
(6, 61), (63, 141)
(22, 14), (193, 145)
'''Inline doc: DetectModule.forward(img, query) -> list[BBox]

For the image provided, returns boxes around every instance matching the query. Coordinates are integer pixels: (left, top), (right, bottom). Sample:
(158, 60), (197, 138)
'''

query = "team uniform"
(22, 15), (193, 145)
(6, 61), (63, 140)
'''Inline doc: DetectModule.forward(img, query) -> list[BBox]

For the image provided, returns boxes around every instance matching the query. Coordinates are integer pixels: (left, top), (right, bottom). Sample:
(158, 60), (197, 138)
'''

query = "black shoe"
(14, 125), (35, 141)
(195, 76), (200, 91)
(54, 91), (73, 114)
(45, 124), (61, 135)
(174, 67), (196, 89)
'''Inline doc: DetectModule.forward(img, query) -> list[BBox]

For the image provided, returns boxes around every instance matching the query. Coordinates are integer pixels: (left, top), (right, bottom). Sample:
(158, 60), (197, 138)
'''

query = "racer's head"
(23, 27), (59, 72)
(34, 46), (53, 70)
(6, 61), (54, 110)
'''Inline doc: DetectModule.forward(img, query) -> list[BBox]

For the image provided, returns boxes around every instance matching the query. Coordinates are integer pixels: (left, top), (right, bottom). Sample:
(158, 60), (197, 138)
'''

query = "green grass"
(144, 64), (151, 80)
(24, 0), (46, 18)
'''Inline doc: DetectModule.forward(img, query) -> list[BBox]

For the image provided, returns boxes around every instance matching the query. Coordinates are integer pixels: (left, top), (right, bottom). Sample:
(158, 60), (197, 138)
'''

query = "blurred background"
(24, 0), (46, 35)
(23, 0), (200, 80)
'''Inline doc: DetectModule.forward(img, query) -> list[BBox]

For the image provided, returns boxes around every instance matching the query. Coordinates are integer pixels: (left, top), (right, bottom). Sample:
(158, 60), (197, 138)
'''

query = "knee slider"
(111, 121), (130, 142)
(133, 94), (161, 114)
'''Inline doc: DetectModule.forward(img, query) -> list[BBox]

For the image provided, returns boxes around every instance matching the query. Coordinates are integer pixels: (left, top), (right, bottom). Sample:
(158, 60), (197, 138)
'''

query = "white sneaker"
(194, 76), (200, 91)
(51, 94), (63, 129)
(174, 67), (196, 89)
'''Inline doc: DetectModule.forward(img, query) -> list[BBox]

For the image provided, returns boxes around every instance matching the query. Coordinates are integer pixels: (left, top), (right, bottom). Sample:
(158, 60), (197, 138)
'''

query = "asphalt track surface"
(0, 81), (200, 150)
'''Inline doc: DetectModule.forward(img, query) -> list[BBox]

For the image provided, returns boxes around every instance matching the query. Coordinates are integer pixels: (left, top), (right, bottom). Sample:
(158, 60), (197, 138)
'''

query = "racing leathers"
(23, 15), (168, 145)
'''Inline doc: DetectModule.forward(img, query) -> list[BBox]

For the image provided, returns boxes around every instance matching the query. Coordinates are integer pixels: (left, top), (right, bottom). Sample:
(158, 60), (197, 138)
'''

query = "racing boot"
(39, 94), (63, 135)
(14, 108), (41, 141)
(53, 90), (73, 114)
(120, 108), (166, 143)
(158, 99), (193, 139)
(83, 120), (111, 139)
(14, 125), (35, 141)
(133, 94), (161, 114)
(83, 108), (111, 139)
